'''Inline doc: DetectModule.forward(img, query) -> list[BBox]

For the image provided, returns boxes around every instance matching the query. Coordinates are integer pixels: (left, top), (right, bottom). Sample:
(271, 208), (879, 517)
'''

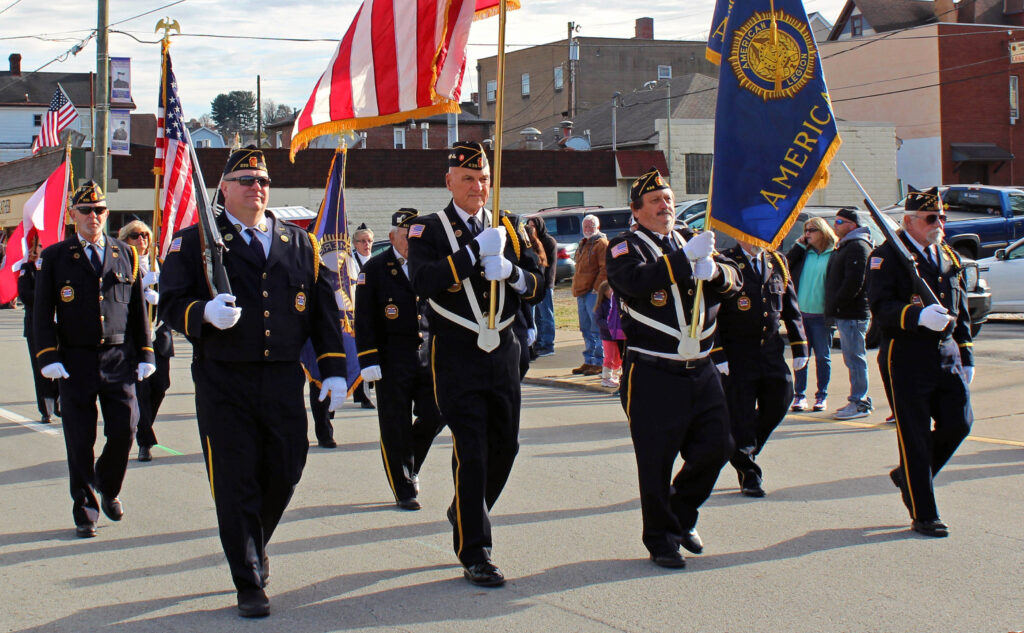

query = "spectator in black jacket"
(825, 208), (874, 420)
(18, 238), (60, 423)
(526, 217), (557, 356)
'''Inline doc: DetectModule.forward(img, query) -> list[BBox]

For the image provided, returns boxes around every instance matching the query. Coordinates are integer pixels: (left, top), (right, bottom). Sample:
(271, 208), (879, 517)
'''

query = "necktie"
(661, 236), (675, 253)
(246, 229), (266, 266)
(752, 256), (761, 277)
(88, 244), (103, 274)
(467, 215), (482, 236)
(927, 247), (938, 268)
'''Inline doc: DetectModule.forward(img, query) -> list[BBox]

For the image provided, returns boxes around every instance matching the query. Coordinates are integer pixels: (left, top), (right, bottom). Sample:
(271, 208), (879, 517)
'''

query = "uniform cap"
(448, 141), (489, 170)
(630, 166), (670, 203)
(223, 145), (267, 176)
(72, 180), (106, 206)
(392, 208), (418, 227)
(904, 185), (942, 212)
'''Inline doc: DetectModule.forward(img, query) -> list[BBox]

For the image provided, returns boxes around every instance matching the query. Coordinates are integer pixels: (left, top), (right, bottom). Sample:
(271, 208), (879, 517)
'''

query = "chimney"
(9, 53), (22, 75)
(933, 0), (957, 23)
(635, 17), (654, 40)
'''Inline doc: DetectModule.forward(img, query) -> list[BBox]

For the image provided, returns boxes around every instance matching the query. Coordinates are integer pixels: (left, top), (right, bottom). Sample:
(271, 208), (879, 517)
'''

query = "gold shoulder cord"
(501, 216), (521, 260)
(129, 245), (139, 283)
(307, 232), (321, 283)
(941, 244), (961, 269)
(769, 251), (789, 286)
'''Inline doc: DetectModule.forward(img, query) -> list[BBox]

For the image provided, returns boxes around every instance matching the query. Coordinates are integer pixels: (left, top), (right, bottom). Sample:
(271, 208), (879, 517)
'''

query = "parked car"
(524, 206), (635, 281)
(683, 206), (992, 336)
(675, 198), (708, 223)
(883, 185), (1024, 259)
(978, 236), (1024, 313)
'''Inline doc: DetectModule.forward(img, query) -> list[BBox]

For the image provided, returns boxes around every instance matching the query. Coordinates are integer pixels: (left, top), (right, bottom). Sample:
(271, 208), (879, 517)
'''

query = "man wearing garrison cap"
(405, 141), (546, 587)
(356, 208), (444, 511)
(33, 179), (155, 539)
(868, 185), (974, 538)
(159, 146), (347, 617)
(606, 166), (741, 570)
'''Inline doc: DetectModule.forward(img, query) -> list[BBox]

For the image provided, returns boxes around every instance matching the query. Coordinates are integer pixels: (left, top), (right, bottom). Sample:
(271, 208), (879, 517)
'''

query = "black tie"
(88, 244), (103, 274)
(661, 236), (675, 253)
(246, 229), (266, 266)
(927, 247), (937, 268)
(467, 215), (482, 236)
(752, 256), (761, 276)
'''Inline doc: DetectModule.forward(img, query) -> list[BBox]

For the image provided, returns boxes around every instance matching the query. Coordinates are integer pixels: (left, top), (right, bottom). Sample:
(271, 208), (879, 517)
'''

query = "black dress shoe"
(318, 439), (337, 448)
(650, 550), (686, 569)
(912, 519), (949, 538)
(237, 588), (270, 618)
(40, 415), (52, 424)
(446, 503), (457, 527)
(138, 445), (152, 462)
(100, 495), (124, 521)
(75, 522), (97, 538)
(678, 528), (704, 555)
(397, 497), (422, 511)
(463, 561), (505, 587)
(360, 400), (376, 410)
(741, 483), (766, 498)
(889, 468), (913, 518)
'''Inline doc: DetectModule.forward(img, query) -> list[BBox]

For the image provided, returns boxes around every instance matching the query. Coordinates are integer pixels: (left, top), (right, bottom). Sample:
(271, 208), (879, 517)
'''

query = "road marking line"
(787, 412), (1024, 447)
(155, 444), (184, 456)
(0, 407), (60, 436)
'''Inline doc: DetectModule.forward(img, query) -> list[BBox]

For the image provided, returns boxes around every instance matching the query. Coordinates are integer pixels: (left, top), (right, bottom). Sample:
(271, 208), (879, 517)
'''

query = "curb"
(523, 375), (619, 395)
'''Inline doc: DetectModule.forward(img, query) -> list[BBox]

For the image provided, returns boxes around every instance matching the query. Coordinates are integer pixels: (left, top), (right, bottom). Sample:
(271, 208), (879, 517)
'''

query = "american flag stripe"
(31, 85), (78, 154)
(290, 0), (518, 159)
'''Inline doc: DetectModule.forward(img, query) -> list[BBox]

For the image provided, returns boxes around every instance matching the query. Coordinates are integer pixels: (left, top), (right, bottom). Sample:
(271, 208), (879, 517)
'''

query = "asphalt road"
(0, 309), (1021, 633)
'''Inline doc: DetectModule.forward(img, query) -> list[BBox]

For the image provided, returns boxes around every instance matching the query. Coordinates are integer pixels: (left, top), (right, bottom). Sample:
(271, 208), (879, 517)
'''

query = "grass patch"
(553, 283), (578, 329)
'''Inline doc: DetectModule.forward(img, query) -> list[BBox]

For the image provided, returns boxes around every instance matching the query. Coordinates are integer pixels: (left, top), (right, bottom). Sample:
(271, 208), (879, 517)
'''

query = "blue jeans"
(835, 318), (869, 404)
(577, 292), (603, 365)
(794, 314), (833, 400)
(533, 287), (555, 353)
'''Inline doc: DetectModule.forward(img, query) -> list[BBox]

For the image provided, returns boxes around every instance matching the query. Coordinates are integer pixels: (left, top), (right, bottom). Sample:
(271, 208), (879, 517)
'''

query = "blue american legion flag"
(300, 150), (361, 393)
(31, 84), (78, 154)
(705, 0), (841, 249)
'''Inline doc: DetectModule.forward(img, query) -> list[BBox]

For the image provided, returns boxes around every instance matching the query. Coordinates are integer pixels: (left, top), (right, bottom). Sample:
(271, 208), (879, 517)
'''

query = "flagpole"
(487, 0), (509, 330)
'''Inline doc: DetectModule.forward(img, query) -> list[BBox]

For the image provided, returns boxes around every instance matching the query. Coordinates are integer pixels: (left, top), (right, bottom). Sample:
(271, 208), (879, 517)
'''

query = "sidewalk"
(524, 328), (618, 394)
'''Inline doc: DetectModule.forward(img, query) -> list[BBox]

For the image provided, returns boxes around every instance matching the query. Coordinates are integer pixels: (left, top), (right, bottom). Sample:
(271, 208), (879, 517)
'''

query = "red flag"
(0, 156), (70, 303)
(154, 46), (198, 257)
(31, 84), (79, 155)
(290, 0), (518, 159)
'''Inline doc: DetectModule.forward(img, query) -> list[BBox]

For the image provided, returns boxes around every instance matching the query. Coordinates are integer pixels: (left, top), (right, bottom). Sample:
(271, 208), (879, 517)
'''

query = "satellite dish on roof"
(564, 135), (591, 151)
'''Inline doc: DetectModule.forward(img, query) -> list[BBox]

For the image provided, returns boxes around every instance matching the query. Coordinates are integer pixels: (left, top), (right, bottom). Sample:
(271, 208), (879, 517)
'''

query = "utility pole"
(95, 0), (110, 192)
(567, 22), (579, 119)
(256, 75), (262, 148)
(611, 92), (620, 151)
(666, 78), (672, 177)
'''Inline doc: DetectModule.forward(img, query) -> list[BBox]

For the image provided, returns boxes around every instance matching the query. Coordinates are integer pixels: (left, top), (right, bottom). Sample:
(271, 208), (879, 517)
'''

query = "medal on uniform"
(650, 290), (668, 307)
(385, 303), (399, 319)
(454, 229), (463, 238)
(447, 282), (462, 293)
(60, 286), (75, 302)
(391, 269), (398, 276)
(294, 291), (307, 312)
(738, 296), (751, 311)
(224, 233), (234, 242)
(73, 253), (81, 259)
(281, 235), (289, 242)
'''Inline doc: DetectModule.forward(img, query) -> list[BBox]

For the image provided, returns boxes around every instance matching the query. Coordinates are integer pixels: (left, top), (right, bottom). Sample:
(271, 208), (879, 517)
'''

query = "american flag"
(31, 84), (78, 154)
(154, 48), (198, 258)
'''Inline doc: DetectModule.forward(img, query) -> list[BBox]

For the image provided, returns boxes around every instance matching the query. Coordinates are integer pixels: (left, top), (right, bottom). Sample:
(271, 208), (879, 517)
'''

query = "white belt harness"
(621, 230), (714, 361)
(427, 213), (513, 352)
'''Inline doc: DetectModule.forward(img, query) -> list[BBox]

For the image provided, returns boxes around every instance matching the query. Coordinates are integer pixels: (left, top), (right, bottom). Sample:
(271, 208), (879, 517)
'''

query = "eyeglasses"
(916, 213), (947, 225)
(224, 176), (271, 188)
(127, 232), (150, 240)
(75, 206), (107, 215)
(804, 228), (820, 233)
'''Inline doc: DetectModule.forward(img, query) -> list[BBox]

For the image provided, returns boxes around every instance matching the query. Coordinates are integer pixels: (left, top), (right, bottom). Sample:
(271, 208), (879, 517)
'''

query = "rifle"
(840, 161), (939, 306)
(184, 128), (231, 298)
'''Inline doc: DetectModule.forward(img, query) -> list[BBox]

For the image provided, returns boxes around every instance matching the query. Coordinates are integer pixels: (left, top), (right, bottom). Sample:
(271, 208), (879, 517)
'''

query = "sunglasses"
(804, 228), (820, 233)
(75, 206), (107, 215)
(916, 213), (947, 225)
(833, 218), (847, 225)
(127, 232), (150, 240)
(224, 176), (271, 188)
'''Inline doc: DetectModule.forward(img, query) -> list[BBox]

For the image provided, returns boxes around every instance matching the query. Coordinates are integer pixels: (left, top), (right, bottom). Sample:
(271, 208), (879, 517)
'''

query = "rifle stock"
(184, 129), (231, 299)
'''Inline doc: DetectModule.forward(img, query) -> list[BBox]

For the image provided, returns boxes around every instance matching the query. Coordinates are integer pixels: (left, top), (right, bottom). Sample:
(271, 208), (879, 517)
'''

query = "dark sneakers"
(237, 588), (270, 618)
(463, 561), (505, 587)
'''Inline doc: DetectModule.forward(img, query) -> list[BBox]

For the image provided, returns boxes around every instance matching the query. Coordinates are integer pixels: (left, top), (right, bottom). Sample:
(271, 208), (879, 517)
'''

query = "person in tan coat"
(571, 214), (608, 375)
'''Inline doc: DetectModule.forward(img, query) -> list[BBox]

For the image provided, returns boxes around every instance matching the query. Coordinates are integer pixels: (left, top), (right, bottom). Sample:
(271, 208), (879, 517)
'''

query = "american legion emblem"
(729, 9), (816, 101)
(60, 286), (75, 302)
(295, 291), (307, 312)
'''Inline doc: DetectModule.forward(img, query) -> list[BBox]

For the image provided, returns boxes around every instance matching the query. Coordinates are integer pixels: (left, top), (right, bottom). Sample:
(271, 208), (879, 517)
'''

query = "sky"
(1, 0), (849, 122)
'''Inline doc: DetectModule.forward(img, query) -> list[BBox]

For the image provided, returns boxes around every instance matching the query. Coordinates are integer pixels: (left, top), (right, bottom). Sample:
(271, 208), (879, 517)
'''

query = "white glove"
(144, 288), (160, 305)
(961, 365), (975, 385)
(793, 356), (809, 371)
(482, 255), (513, 281)
(716, 362), (730, 376)
(319, 376), (348, 412)
(474, 226), (506, 257)
(360, 365), (383, 383)
(41, 362), (70, 380)
(137, 362), (157, 381)
(918, 304), (953, 332)
(203, 293), (242, 330)
(692, 256), (718, 281)
(142, 271), (159, 287)
(683, 231), (715, 260)
(526, 328), (537, 347)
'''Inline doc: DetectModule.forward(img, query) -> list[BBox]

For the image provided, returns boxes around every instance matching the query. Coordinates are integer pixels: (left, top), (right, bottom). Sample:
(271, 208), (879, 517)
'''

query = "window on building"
(557, 191), (584, 207)
(554, 66), (564, 91)
(421, 122), (430, 149)
(850, 15), (863, 37)
(486, 79), (497, 103)
(1011, 75), (1019, 121)
(685, 154), (713, 195)
(658, 65), (672, 80)
(521, 73), (530, 97)
(275, 131), (283, 148)
(33, 114), (42, 126)
(196, 139), (210, 148)
(394, 128), (406, 149)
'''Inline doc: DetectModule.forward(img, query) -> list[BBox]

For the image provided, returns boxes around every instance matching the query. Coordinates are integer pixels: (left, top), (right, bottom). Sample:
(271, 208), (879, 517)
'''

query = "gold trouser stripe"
(380, 439), (399, 500)
(36, 346), (57, 358)
(900, 304), (913, 330)
(357, 349), (378, 357)
(452, 434), (464, 557)
(430, 337), (440, 410)
(662, 254), (677, 286)
(625, 363), (636, 431)
(888, 339), (917, 519)
(447, 255), (460, 285)
(317, 352), (345, 361)
(205, 435), (216, 501)
(958, 342), (973, 348)
(185, 300), (201, 336)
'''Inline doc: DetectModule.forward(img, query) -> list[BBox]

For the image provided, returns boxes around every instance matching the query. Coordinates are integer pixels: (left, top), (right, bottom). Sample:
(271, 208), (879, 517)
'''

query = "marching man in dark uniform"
(713, 241), (808, 498)
(356, 208), (445, 511)
(33, 180), (155, 538)
(606, 167), (740, 569)
(867, 187), (973, 538)
(159, 147), (348, 617)
(407, 141), (545, 587)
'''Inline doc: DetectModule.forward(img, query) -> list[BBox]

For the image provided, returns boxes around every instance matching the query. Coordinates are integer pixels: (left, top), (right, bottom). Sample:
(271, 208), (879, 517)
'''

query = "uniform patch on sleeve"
(611, 242), (629, 258)
(356, 272), (366, 285)
(169, 237), (182, 253)
(409, 224), (425, 238)
(870, 256), (883, 270)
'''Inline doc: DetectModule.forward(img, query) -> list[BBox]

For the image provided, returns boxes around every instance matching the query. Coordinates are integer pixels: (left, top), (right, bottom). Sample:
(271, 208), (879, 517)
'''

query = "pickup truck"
(884, 185), (1024, 259)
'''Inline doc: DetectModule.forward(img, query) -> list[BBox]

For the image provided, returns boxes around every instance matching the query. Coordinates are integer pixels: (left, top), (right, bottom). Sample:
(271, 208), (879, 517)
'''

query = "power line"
(0, 0), (25, 18)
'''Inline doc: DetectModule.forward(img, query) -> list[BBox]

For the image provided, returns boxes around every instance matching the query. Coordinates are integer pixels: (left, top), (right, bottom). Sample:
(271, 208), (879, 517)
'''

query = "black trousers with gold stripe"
(431, 330), (520, 567)
(620, 351), (733, 557)
(884, 338), (972, 522)
(376, 344), (444, 502)
(193, 359), (308, 592)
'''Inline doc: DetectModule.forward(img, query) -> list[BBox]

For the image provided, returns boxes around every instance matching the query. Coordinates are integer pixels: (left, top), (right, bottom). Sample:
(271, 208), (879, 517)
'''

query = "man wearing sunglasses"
(824, 208), (874, 420)
(33, 180), (156, 539)
(159, 147), (348, 617)
(867, 186), (973, 538)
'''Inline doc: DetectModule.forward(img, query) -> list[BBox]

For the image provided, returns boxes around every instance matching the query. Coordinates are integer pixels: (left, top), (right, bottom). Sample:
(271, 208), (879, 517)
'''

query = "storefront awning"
(950, 143), (1014, 163)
